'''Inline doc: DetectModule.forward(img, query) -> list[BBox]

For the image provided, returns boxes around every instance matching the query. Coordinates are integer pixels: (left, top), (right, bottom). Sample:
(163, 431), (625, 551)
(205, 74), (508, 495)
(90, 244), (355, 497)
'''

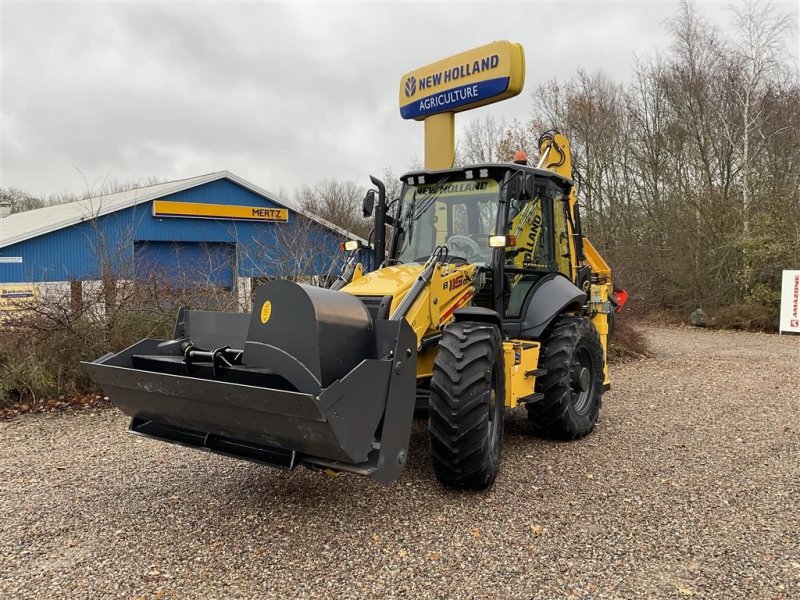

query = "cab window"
(552, 196), (573, 277)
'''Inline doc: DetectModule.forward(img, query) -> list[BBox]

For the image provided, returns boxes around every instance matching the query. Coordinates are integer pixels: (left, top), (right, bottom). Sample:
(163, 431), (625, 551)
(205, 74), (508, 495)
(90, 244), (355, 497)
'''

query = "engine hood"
(340, 263), (424, 298)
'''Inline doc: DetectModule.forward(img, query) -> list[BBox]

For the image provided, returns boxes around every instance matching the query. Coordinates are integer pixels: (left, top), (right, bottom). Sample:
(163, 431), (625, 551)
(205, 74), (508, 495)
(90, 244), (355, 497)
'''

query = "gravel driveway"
(1, 326), (798, 599)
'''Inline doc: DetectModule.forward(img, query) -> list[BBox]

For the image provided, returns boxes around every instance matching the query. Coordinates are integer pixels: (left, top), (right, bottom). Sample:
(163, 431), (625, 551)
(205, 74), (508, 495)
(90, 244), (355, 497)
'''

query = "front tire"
(429, 321), (504, 490)
(526, 317), (604, 439)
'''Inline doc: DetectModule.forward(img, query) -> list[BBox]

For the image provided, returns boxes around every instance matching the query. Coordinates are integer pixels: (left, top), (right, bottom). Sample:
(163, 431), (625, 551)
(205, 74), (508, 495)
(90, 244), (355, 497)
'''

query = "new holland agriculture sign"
(399, 41), (525, 120)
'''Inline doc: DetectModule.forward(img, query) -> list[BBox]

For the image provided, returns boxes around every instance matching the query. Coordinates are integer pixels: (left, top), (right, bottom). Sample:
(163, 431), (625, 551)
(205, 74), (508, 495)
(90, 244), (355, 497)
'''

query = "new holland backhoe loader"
(83, 129), (620, 490)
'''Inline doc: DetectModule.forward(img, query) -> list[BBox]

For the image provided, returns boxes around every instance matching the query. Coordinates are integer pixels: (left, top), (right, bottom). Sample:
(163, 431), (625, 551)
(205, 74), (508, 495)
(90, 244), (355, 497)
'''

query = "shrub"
(608, 318), (651, 362)
(709, 304), (778, 333)
(0, 277), (239, 408)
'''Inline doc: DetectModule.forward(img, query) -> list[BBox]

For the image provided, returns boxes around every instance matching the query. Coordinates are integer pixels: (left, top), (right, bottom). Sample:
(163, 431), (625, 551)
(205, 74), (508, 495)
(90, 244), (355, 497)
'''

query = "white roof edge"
(0, 171), (367, 249)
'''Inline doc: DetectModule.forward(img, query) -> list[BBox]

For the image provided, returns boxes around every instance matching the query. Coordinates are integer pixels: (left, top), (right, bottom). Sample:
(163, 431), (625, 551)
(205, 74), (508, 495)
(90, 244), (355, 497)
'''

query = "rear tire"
(429, 321), (504, 490)
(527, 317), (604, 439)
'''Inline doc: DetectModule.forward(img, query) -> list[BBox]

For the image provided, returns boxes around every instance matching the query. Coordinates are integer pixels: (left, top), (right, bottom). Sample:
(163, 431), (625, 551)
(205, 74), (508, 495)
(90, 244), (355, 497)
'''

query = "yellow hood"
(340, 263), (424, 298)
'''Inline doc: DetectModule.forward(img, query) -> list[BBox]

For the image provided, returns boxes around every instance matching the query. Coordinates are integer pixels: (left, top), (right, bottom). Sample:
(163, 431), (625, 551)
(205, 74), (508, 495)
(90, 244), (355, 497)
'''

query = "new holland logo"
(404, 76), (417, 97)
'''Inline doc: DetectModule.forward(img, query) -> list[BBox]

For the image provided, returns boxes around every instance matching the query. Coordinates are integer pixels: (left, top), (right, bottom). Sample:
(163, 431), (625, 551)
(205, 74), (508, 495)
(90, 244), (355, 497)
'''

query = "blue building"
(0, 171), (365, 307)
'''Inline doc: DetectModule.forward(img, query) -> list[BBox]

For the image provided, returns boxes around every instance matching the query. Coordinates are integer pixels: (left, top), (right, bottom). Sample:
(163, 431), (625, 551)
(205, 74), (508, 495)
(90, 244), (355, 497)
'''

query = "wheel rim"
(570, 348), (594, 414)
(487, 370), (500, 448)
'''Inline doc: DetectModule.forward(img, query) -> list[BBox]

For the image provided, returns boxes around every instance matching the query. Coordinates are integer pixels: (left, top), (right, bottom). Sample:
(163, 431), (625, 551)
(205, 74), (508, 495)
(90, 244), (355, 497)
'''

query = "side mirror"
(521, 174), (535, 201)
(362, 190), (376, 217)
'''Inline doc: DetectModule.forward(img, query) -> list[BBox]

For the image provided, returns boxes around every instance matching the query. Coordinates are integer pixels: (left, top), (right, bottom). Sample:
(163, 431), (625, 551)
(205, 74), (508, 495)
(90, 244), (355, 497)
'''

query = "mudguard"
(506, 273), (587, 339)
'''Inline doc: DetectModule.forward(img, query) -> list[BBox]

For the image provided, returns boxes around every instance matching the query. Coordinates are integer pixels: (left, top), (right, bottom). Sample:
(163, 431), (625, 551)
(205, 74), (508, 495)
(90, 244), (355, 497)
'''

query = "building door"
(133, 241), (235, 289)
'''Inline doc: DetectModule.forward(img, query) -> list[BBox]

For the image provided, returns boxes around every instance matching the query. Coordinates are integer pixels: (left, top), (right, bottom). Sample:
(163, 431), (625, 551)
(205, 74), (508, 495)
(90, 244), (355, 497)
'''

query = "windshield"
(395, 178), (500, 265)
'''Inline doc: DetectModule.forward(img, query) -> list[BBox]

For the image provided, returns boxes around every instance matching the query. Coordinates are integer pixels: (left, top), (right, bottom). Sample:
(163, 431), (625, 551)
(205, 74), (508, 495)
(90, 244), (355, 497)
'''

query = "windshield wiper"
(396, 177), (451, 257)
(408, 176), (451, 223)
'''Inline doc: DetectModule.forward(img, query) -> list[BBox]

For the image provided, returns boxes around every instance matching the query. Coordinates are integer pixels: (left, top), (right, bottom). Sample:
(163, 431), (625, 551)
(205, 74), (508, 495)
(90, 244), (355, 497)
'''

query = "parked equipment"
(84, 43), (621, 490)
(84, 130), (618, 489)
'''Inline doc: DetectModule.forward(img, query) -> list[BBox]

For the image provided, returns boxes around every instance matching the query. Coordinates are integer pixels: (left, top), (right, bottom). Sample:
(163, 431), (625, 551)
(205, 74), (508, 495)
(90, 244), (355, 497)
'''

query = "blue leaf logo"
(404, 76), (417, 98)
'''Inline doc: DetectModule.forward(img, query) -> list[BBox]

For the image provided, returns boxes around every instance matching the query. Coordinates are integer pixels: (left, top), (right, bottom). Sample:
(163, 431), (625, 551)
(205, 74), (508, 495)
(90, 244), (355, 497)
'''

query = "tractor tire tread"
(429, 321), (504, 490)
(526, 317), (604, 440)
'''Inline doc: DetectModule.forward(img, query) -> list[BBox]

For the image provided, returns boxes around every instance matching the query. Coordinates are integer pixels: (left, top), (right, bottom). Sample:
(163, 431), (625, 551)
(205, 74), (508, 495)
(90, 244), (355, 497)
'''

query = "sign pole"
(424, 113), (455, 170)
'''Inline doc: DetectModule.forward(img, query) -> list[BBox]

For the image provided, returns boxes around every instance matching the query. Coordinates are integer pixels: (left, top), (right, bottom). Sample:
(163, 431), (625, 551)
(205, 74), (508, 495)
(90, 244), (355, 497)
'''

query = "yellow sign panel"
(0, 284), (37, 312)
(399, 40), (525, 121)
(152, 200), (289, 222)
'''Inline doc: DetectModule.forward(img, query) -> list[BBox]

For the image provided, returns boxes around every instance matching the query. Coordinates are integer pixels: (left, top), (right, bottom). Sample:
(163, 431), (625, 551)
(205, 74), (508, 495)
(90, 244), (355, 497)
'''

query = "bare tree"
(0, 187), (45, 214)
(2, 177), (167, 214)
(729, 0), (794, 234)
(525, 0), (799, 313)
(459, 115), (506, 164)
(295, 179), (370, 238)
(381, 167), (403, 204)
(495, 119), (538, 162)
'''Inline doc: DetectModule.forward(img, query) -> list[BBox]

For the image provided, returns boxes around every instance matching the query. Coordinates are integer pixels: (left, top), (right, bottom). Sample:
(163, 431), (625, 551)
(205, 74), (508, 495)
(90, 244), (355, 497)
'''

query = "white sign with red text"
(779, 270), (800, 334)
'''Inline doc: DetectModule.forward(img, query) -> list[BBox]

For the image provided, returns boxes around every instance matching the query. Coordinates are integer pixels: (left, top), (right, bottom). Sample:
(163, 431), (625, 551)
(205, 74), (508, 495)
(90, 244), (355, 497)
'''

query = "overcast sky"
(1, 1), (798, 200)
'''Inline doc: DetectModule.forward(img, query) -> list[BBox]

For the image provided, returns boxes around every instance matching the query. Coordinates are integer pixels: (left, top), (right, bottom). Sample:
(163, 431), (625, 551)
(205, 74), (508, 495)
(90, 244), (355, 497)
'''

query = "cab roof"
(399, 162), (573, 186)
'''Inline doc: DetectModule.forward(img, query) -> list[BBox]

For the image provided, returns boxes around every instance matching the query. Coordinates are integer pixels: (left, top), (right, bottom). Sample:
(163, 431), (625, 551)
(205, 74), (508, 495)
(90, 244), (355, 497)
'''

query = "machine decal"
(416, 180), (492, 196)
(521, 213), (543, 267)
(260, 300), (272, 324)
(439, 290), (473, 324)
(443, 274), (465, 291)
(507, 199), (546, 271)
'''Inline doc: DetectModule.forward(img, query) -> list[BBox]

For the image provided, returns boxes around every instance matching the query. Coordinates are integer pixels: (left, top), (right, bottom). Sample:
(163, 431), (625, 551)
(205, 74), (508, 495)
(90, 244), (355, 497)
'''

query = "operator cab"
(391, 163), (584, 326)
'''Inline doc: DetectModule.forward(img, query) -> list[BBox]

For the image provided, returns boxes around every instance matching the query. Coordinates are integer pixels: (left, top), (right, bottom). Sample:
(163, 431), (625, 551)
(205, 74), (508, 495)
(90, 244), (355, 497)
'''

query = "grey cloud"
(2, 1), (797, 198)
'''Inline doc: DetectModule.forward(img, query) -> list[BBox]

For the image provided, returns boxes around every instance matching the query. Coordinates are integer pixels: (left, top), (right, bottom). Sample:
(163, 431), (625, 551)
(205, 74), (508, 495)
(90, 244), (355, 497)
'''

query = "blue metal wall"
(0, 179), (346, 283)
(133, 241), (236, 288)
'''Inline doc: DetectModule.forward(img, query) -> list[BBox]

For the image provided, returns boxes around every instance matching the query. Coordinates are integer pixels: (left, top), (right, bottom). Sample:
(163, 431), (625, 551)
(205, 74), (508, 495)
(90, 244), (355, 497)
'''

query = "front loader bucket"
(82, 282), (418, 484)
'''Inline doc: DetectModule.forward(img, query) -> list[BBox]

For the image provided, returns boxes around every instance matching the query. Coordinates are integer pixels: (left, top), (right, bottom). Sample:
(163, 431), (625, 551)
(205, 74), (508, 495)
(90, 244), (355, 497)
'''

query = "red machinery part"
(611, 289), (628, 313)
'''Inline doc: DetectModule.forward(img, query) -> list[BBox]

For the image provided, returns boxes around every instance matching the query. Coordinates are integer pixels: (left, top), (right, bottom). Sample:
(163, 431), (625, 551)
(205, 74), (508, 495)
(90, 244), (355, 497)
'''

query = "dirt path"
(1, 326), (798, 599)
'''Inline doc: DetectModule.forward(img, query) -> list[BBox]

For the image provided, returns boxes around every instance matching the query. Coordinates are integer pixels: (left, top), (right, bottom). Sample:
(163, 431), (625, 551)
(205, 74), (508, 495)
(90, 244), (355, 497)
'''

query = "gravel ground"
(1, 326), (798, 599)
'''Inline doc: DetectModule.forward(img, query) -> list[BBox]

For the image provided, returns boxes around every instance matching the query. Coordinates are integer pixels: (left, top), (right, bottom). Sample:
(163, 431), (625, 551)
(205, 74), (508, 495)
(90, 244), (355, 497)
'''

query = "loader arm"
(341, 259), (477, 379)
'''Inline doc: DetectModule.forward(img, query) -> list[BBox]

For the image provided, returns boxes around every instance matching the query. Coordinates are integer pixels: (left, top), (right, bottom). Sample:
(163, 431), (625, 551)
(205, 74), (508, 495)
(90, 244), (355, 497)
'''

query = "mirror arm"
(369, 175), (387, 268)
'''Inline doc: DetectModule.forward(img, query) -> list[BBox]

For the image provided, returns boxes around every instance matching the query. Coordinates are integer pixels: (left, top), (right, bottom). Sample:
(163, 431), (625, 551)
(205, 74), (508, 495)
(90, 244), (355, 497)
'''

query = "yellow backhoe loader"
(83, 130), (620, 490)
(84, 42), (623, 490)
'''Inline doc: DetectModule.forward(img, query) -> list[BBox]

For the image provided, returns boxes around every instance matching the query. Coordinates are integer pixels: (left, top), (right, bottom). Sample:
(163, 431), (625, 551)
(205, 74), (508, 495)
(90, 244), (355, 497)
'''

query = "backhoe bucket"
(82, 281), (417, 484)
